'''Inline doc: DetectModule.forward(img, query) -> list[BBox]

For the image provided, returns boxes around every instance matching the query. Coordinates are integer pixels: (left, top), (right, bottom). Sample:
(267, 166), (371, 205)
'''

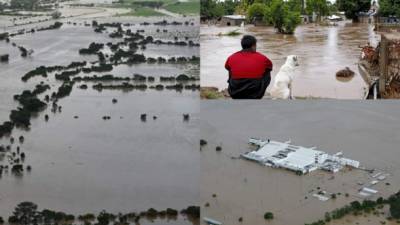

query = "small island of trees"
(305, 190), (400, 225)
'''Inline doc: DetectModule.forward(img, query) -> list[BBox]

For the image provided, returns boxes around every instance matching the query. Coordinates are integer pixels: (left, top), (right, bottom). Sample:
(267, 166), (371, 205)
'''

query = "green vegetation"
(201, 0), (239, 19)
(90, 64), (113, 72)
(113, 0), (198, 16)
(22, 66), (47, 81)
(36, 22), (63, 31)
(0, 121), (14, 137)
(336, 0), (370, 22)
(1, 54), (9, 62)
(79, 42), (104, 55)
(306, 0), (330, 22)
(164, 0), (200, 15)
(218, 29), (242, 36)
(1, 201), (199, 225)
(9, 0), (39, 10)
(305, 191), (400, 225)
(55, 69), (81, 81)
(93, 82), (148, 91)
(245, 0), (303, 34)
(247, 3), (266, 21)
(200, 87), (225, 99)
(264, 212), (274, 220)
(54, 82), (74, 99)
(268, 0), (301, 34)
(122, 7), (166, 17)
(11, 86), (48, 127)
(22, 61), (87, 82)
(379, 0), (400, 18)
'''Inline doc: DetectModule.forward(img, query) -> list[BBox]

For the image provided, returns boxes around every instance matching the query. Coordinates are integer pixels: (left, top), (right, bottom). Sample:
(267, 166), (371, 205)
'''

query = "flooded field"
(0, 9), (199, 224)
(200, 101), (400, 225)
(200, 22), (380, 99)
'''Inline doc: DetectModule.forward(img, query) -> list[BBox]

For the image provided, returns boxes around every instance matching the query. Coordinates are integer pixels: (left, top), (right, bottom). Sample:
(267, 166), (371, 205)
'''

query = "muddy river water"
(201, 101), (400, 225)
(200, 22), (380, 99)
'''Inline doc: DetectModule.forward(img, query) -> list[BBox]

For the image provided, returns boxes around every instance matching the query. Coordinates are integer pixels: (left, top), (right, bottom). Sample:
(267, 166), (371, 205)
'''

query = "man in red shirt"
(225, 35), (273, 99)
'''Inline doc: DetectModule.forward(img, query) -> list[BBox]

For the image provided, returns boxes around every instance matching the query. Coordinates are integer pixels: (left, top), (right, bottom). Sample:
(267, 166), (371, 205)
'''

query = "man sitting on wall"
(225, 35), (273, 99)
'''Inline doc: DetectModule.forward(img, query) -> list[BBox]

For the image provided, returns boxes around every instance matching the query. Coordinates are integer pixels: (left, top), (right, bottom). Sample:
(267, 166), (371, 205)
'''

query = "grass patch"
(200, 87), (225, 99)
(164, 1), (199, 15)
(120, 7), (166, 17)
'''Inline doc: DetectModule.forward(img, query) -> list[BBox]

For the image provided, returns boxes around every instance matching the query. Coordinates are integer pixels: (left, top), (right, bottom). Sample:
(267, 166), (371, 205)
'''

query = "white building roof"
(222, 15), (246, 20)
(242, 139), (360, 174)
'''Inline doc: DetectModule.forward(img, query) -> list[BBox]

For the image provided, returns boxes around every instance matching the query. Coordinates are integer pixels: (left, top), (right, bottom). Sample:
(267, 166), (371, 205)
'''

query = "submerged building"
(241, 139), (360, 174)
(220, 15), (246, 26)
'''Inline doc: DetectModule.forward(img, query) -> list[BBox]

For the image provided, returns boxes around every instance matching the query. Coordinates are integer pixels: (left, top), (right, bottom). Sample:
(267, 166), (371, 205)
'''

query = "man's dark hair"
(241, 35), (257, 50)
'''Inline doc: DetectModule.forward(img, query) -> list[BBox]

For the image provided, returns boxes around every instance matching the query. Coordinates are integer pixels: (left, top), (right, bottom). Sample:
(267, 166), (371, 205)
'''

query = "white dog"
(269, 55), (299, 99)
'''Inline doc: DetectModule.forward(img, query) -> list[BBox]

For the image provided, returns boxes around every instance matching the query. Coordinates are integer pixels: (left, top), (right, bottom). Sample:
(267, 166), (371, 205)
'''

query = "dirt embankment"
(200, 87), (229, 99)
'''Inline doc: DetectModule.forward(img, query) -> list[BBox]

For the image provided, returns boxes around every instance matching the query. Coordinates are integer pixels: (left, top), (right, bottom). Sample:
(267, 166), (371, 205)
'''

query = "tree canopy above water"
(336, 0), (371, 22)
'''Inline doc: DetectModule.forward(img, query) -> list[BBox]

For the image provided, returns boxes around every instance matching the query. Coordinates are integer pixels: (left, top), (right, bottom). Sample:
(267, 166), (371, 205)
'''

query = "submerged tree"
(379, 0), (400, 18)
(268, 0), (301, 34)
(264, 212), (274, 220)
(8, 202), (39, 225)
(306, 0), (330, 22)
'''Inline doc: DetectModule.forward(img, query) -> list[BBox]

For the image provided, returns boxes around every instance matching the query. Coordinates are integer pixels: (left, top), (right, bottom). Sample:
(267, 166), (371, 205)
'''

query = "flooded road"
(200, 101), (400, 225)
(200, 22), (380, 99)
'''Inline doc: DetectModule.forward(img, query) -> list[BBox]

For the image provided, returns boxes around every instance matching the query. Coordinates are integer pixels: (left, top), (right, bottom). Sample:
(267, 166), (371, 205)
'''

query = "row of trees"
(306, 191), (400, 225)
(5, 202), (199, 225)
(201, 0), (376, 29)
(246, 0), (306, 34)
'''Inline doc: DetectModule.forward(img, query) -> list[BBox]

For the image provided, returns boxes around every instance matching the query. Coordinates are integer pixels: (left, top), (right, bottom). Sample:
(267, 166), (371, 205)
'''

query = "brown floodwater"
(200, 101), (400, 225)
(200, 22), (380, 99)
(0, 15), (199, 225)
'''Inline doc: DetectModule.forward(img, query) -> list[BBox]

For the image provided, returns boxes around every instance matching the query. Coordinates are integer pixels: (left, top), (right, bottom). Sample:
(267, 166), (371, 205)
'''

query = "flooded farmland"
(200, 101), (400, 225)
(200, 22), (380, 99)
(0, 4), (200, 223)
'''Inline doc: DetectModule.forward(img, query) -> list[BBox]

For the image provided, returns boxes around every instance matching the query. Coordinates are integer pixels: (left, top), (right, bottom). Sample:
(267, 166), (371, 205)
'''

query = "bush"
(55, 82), (74, 99)
(91, 64), (113, 72)
(266, 0), (301, 34)
(264, 212), (274, 220)
(22, 66), (47, 81)
(247, 3), (266, 22)
(181, 206), (200, 218)
(79, 42), (104, 55)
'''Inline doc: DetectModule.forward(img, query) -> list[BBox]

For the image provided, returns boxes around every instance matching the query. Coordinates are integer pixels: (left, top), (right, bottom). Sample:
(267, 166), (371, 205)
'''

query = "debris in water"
(336, 67), (355, 78)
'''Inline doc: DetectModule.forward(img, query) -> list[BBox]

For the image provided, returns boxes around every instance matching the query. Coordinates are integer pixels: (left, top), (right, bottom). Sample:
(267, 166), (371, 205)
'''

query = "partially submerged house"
(220, 15), (246, 26)
(241, 139), (360, 174)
